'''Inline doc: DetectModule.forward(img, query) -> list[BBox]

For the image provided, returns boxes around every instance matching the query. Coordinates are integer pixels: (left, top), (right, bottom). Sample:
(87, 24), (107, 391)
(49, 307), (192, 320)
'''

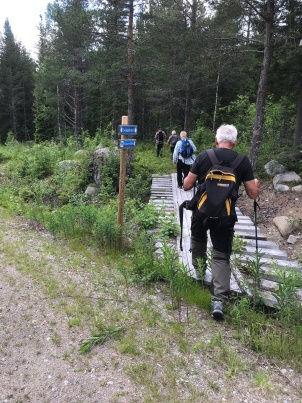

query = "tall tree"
(0, 20), (35, 142)
(35, 0), (95, 141)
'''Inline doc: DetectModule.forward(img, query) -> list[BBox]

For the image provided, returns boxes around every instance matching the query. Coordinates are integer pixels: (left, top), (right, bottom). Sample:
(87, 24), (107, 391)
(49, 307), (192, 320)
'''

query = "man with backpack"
(167, 130), (178, 156)
(154, 128), (166, 157)
(173, 130), (197, 188)
(183, 124), (260, 321)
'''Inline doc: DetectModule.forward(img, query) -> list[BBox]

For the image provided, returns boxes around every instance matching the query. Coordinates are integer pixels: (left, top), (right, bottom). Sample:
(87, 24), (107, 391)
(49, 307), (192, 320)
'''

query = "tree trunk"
(57, 85), (62, 141)
(212, 69), (220, 132)
(250, 0), (274, 168)
(184, 73), (191, 131)
(127, 0), (134, 125)
(294, 81), (302, 146)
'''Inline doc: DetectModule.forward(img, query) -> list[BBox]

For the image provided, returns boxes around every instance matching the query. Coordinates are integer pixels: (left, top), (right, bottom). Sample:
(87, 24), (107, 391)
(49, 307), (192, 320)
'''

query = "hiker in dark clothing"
(167, 130), (178, 155)
(155, 128), (166, 157)
(173, 130), (196, 188)
(183, 124), (260, 321)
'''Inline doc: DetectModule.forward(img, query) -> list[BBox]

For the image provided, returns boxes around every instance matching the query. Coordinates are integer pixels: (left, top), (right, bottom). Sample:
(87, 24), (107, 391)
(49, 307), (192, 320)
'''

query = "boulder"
(57, 160), (79, 172)
(273, 171), (302, 187)
(74, 149), (89, 159)
(92, 147), (111, 185)
(274, 184), (290, 192)
(287, 234), (299, 245)
(273, 216), (294, 237)
(92, 147), (118, 185)
(292, 185), (302, 192)
(264, 160), (286, 177)
(85, 184), (98, 196)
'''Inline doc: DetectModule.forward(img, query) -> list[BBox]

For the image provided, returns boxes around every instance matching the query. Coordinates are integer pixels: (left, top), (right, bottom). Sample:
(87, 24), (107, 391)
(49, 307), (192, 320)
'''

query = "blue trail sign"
(119, 139), (136, 149)
(118, 125), (138, 135)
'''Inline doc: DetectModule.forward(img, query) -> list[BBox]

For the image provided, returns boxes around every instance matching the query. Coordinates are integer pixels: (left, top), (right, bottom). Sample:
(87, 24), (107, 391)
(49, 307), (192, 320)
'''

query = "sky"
(0, 0), (51, 58)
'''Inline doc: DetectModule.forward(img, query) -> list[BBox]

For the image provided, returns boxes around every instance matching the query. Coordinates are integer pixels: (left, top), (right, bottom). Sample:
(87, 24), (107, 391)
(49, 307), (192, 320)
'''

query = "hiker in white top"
(173, 130), (197, 188)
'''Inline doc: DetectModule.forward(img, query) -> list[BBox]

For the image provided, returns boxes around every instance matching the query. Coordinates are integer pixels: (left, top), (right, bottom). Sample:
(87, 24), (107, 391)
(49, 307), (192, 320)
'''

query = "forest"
(0, 0), (301, 168)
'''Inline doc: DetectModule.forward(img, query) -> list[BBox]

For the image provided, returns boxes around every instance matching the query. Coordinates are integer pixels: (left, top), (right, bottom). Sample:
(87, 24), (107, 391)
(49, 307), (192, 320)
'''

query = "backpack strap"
(207, 149), (245, 171)
(230, 154), (245, 170)
(206, 149), (220, 165)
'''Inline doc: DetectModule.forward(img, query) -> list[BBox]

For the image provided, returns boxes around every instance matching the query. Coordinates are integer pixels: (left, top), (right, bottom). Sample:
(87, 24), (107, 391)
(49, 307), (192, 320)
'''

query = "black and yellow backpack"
(179, 149), (244, 250)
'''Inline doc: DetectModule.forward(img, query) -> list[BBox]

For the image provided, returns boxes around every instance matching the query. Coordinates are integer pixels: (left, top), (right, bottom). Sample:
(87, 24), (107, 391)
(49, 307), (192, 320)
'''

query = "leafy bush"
(191, 122), (215, 152)
(135, 204), (158, 229)
(159, 214), (179, 238)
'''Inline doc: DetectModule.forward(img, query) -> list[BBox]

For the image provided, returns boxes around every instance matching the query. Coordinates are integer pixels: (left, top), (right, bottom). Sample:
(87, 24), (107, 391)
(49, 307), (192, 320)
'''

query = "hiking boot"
(212, 300), (224, 321)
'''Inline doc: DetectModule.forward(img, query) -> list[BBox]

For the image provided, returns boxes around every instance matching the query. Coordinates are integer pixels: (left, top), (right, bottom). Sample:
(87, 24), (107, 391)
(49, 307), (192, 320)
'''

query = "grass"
(253, 371), (272, 390)
(80, 324), (124, 354)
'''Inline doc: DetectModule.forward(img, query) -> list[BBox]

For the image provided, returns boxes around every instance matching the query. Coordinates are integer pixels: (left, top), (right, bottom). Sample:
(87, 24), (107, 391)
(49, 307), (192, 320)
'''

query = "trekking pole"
(253, 199), (260, 255)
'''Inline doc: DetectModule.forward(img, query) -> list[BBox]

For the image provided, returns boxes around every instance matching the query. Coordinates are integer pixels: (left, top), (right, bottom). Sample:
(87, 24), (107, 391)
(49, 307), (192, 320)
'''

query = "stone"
(292, 185), (302, 192)
(92, 147), (111, 185)
(74, 149), (89, 159)
(264, 160), (286, 177)
(273, 171), (302, 187)
(85, 184), (98, 196)
(274, 184), (290, 192)
(57, 160), (79, 172)
(273, 216), (294, 237)
(287, 235), (298, 245)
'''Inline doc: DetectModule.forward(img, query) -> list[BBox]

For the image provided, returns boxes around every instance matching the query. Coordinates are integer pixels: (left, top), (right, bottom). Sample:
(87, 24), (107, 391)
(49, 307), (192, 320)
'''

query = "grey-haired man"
(183, 124), (260, 320)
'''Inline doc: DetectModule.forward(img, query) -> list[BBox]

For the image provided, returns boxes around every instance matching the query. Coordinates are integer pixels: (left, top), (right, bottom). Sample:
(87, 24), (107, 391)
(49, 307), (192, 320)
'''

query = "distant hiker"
(155, 128), (166, 157)
(183, 124), (260, 321)
(167, 130), (178, 155)
(173, 130), (196, 188)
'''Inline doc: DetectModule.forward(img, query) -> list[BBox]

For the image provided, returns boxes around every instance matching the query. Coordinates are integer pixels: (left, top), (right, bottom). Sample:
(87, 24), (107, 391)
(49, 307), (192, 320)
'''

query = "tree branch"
(241, 0), (267, 21)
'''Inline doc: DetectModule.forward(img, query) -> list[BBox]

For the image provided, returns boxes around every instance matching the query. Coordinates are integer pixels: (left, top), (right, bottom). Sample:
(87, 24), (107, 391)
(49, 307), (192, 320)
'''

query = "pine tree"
(0, 20), (35, 142)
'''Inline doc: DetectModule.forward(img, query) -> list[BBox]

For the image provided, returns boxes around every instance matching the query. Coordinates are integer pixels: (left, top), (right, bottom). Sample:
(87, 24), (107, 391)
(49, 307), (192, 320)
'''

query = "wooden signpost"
(117, 116), (138, 227)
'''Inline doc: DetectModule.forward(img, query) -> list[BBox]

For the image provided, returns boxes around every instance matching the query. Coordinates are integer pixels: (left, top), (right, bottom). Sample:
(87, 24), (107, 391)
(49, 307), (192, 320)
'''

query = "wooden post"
(117, 115), (128, 226)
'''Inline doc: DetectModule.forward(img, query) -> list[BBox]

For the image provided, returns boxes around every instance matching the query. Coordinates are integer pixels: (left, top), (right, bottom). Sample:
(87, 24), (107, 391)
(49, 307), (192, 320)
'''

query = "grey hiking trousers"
(191, 214), (235, 302)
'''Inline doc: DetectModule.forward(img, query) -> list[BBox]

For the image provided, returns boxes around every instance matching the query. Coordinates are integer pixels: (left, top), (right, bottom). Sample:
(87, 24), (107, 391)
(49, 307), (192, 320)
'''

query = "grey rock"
(292, 185), (302, 192)
(273, 216), (293, 237)
(85, 184), (98, 196)
(92, 147), (111, 185)
(57, 160), (79, 172)
(264, 160), (286, 177)
(273, 171), (302, 187)
(287, 235), (298, 245)
(274, 184), (290, 192)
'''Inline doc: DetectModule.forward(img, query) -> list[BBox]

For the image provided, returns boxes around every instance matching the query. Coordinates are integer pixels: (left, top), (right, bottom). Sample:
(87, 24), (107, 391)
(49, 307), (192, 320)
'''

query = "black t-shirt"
(190, 148), (254, 190)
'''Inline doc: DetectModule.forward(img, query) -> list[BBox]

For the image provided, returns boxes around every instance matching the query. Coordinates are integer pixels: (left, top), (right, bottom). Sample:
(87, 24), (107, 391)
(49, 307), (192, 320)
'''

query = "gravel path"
(0, 212), (302, 402)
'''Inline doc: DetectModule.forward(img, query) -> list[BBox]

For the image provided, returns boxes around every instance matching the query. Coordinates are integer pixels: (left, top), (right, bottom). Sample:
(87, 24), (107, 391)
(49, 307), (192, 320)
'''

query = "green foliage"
(191, 122), (215, 151)
(218, 95), (255, 152)
(273, 268), (302, 324)
(39, 203), (122, 249)
(99, 153), (120, 200)
(159, 214), (179, 239)
(135, 204), (158, 230)
(228, 297), (302, 369)
(80, 324), (124, 354)
(128, 232), (162, 284)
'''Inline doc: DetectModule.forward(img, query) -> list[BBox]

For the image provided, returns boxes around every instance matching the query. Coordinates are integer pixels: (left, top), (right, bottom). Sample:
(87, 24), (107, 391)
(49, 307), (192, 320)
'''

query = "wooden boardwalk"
(150, 174), (302, 307)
